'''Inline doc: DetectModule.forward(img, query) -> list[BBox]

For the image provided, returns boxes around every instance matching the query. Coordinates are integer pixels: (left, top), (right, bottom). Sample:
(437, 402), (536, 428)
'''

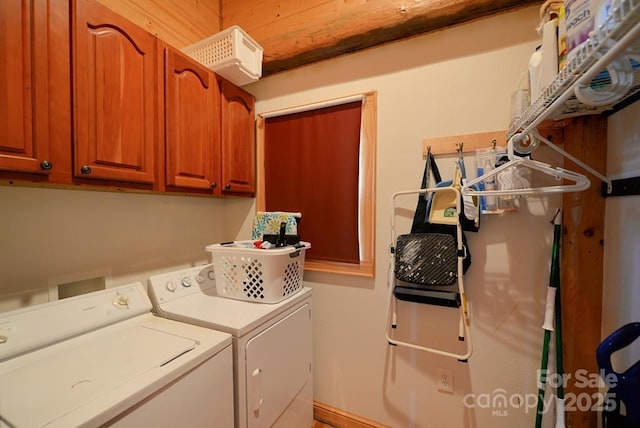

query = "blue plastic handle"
(596, 322), (640, 425)
(597, 322), (640, 378)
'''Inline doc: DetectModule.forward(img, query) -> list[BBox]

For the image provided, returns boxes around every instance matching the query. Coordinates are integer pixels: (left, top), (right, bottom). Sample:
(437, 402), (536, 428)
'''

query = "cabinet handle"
(80, 165), (92, 175)
(210, 182), (217, 189)
(40, 160), (53, 170)
(252, 368), (264, 412)
(225, 183), (231, 190)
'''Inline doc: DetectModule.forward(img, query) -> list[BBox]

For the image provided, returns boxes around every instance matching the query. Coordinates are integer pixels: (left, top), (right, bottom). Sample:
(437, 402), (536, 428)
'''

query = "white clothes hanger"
(461, 132), (592, 197)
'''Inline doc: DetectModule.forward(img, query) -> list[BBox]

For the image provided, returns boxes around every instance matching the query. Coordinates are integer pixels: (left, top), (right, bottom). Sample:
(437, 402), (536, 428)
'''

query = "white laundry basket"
(206, 241), (310, 303)
(182, 25), (263, 86)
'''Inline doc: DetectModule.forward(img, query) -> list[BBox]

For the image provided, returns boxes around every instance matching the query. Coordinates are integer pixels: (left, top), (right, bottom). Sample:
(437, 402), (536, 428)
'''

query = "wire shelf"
(508, 0), (640, 137)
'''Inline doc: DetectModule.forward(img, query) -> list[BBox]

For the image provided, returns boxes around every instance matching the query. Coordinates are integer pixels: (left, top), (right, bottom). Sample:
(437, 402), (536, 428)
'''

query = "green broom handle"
(535, 209), (562, 428)
(553, 215), (565, 428)
(535, 330), (552, 427)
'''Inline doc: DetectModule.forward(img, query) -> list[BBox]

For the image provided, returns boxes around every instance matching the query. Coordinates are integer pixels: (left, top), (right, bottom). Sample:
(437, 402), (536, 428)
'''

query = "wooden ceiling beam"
(222, 0), (541, 76)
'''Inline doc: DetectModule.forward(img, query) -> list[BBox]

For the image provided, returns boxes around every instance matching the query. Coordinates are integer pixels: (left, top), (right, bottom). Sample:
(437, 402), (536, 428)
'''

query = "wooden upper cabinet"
(220, 79), (256, 195)
(0, 0), (52, 175)
(73, 0), (159, 185)
(164, 45), (221, 192)
(0, 0), (254, 197)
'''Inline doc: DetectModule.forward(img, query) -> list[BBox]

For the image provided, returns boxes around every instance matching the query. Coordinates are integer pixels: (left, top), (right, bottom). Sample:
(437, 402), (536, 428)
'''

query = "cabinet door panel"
(165, 47), (220, 190)
(74, 0), (158, 184)
(0, 0), (51, 174)
(220, 79), (255, 195)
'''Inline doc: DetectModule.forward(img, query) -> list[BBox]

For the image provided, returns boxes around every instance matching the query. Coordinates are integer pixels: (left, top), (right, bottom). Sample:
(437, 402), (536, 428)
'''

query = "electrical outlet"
(437, 368), (454, 393)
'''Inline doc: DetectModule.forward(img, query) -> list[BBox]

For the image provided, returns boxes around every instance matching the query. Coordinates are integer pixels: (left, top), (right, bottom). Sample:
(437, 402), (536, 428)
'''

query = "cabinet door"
(73, 0), (159, 184)
(220, 79), (256, 195)
(165, 46), (221, 191)
(0, 0), (51, 175)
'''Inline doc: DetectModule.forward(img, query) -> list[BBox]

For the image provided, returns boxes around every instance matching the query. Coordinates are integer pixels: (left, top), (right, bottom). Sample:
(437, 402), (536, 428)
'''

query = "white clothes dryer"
(0, 282), (234, 428)
(148, 264), (313, 428)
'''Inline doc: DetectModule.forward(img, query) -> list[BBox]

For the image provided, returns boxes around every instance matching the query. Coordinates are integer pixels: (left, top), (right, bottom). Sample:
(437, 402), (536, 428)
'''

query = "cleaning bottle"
(477, 164), (486, 212)
(483, 158), (497, 211)
(529, 46), (543, 102)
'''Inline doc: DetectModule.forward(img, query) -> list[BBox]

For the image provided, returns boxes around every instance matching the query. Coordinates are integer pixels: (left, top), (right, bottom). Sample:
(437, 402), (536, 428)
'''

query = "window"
(256, 92), (376, 277)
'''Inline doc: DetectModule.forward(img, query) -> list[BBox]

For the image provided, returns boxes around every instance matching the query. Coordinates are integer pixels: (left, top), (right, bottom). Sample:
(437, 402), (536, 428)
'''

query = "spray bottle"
(483, 158), (497, 211)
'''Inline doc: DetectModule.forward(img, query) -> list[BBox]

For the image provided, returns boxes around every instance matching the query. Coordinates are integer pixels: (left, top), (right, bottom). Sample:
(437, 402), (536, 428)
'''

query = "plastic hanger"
(461, 133), (591, 197)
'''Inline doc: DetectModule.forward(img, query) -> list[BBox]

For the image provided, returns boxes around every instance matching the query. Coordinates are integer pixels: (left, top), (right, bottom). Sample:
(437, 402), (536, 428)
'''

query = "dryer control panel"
(148, 264), (216, 305)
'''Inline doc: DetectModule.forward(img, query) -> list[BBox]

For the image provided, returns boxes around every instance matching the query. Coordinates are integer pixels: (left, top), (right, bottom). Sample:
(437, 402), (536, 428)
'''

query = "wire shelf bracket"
(507, 0), (640, 197)
(601, 176), (640, 197)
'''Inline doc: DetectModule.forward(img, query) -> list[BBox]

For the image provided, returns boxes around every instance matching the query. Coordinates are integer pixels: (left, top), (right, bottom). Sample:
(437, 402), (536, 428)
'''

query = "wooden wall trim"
(314, 401), (389, 428)
(423, 130), (506, 156)
(421, 125), (566, 157)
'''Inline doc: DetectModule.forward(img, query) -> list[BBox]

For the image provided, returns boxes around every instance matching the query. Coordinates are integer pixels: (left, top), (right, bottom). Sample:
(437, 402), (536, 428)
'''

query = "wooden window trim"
(256, 91), (377, 277)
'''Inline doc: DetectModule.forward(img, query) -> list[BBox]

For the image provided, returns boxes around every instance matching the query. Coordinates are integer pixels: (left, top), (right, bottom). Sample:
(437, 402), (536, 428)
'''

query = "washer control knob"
(196, 274), (205, 284)
(166, 281), (177, 292)
(113, 294), (130, 309)
(207, 269), (215, 280)
(181, 277), (192, 288)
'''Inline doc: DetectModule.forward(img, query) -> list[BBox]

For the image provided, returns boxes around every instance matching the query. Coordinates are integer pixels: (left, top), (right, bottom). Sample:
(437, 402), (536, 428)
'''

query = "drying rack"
(385, 187), (472, 361)
(508, 0), (640, 197)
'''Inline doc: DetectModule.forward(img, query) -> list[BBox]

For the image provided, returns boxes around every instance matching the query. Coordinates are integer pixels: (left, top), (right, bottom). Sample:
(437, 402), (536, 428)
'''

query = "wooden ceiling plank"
(221, 0), (540, 75)
(221, 0), (333, 32)
(97, 0), (220, 48)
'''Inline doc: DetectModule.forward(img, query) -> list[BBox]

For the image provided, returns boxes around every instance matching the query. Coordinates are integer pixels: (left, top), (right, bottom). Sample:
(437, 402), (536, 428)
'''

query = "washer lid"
(0, 324), (196, 428)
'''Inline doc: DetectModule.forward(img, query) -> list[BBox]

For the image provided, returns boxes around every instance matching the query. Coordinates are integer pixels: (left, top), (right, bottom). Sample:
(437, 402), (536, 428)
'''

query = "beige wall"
(247, 5), (566, 427)
(603, 102), (640, 371)
(0, 0), (229, 311)
(0, 187), (254, 310)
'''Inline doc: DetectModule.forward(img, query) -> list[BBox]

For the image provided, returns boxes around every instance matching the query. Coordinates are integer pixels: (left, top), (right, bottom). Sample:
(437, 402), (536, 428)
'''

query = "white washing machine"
(0, 282), (234, 428)
(148, 264), (313, 428)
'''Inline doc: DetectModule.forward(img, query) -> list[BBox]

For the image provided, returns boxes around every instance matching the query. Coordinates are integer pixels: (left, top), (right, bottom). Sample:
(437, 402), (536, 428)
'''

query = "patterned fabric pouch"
(251, 211), (301, 240)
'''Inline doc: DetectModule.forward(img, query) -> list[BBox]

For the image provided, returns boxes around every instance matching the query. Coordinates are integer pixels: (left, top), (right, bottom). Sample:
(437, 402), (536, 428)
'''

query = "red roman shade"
(264, 101), (363, 264)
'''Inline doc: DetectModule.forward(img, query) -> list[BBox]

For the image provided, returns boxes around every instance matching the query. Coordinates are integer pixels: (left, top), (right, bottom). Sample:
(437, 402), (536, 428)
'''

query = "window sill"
(304, 259), (374, 278)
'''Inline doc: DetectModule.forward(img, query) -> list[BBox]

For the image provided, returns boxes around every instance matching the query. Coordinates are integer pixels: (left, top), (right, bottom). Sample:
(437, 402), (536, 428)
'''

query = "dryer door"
(245, 303), (312, 428)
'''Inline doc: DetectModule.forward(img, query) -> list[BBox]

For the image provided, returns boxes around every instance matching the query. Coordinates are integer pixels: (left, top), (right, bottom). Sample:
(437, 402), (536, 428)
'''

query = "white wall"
(248, 5), (566, 427)
(603, 101), (640, 374)
(0, 186), (254, 310)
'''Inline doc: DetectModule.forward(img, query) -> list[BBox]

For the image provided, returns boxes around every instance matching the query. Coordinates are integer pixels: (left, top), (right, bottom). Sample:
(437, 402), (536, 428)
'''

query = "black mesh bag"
(395, 232), (457, 286)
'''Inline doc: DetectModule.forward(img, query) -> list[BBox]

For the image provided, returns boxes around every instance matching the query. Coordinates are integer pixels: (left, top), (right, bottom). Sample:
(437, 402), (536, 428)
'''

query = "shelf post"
(561, 115), (607, 428)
